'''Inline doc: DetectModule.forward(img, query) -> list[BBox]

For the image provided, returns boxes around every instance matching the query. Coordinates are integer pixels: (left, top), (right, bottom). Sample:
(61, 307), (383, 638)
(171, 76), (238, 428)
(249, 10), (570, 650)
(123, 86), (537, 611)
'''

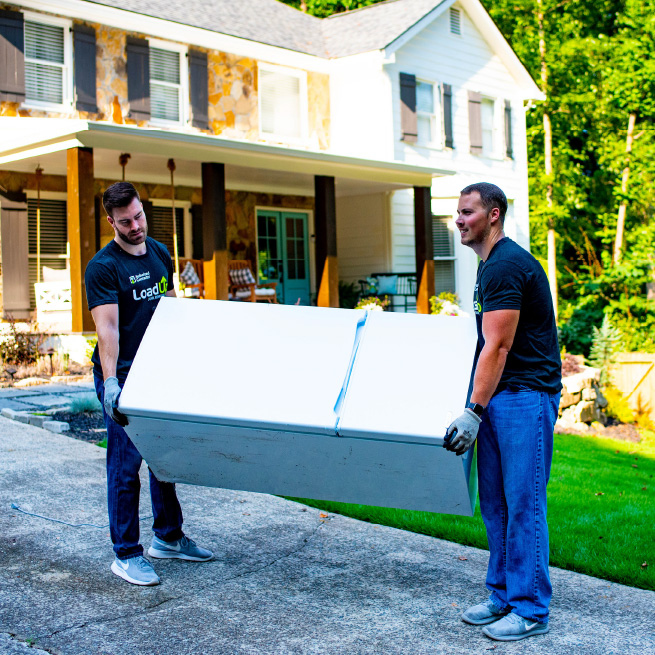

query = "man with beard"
(444, 182), (561, 640)
(85, 181), (213, 586)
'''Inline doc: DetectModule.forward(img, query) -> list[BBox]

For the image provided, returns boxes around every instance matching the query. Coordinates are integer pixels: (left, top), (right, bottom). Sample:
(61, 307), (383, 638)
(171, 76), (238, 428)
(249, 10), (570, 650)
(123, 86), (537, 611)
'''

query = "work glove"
(103, 377), (128, 427)
(443, 408), (481, 456)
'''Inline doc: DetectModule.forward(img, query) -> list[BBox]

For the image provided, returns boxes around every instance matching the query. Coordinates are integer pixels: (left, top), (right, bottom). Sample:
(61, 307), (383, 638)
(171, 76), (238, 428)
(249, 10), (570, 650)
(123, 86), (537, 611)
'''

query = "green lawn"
(288, 431), (655, 591)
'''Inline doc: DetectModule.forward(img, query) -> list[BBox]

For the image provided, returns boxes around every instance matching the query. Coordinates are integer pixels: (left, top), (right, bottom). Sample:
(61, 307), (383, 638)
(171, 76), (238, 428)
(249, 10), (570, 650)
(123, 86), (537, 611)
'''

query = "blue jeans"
(477, 386), (560, 624)
(94, 375), (184, 560)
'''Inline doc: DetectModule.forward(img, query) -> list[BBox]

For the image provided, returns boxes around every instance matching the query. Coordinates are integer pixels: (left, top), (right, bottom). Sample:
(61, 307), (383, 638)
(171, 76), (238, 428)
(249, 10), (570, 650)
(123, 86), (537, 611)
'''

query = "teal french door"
(257, 210), (311, 305)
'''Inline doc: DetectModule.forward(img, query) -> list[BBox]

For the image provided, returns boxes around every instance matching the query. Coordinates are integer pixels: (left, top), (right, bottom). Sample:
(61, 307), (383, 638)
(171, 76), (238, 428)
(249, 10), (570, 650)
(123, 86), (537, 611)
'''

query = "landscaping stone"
(560, 389), (581, 409)
(26, 415), (52, 428)
(13, 377), (50, 387)
(14, 394), (77, 408)
(0, 388), (40, 398)
(11, 412), (31, 424)
(43, 421), (69, 433)
(1, 408), (17, 419)
(0, 399), (35, 411)
(562, 368), (600, 394)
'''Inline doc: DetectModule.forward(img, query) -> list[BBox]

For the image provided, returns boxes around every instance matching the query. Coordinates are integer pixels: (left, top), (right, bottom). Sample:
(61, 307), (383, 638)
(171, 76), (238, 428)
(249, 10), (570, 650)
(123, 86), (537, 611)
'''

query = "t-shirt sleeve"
(85, 260), (118, 310)
(480, 260), (526, 312)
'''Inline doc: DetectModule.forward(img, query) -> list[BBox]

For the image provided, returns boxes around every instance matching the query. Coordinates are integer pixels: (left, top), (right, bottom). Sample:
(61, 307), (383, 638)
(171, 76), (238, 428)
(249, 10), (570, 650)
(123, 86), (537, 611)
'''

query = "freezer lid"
(119, 298), (365, 435)
(336, 311), (477, 444)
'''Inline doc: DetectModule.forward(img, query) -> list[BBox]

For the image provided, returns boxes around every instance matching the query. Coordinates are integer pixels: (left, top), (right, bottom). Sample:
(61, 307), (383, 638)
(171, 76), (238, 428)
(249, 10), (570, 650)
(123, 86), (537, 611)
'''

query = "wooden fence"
(609, 353), (655, 422)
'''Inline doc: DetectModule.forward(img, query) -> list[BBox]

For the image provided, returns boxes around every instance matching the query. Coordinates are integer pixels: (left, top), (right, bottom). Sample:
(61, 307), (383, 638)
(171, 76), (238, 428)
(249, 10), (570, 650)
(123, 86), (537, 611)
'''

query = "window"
(432, 215), (456, 295)
(481, 97), (499, 157)
(259, 65), (306, 141)
(23, 15), (72, 109)
(149, 42), (186, 124)
(149, 205), (186, 256)
(450, 8), (462, 35)
(416, 81), (441, 147)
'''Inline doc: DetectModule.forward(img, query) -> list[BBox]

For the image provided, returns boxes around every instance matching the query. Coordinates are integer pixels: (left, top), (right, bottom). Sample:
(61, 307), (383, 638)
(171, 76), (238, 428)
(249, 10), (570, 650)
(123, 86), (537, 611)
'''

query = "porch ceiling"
(0, 119), (452, 197)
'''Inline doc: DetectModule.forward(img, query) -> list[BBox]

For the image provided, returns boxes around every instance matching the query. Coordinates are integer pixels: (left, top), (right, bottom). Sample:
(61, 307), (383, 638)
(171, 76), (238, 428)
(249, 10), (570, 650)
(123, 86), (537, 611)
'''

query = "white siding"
(337, 192), (390, 282)
(384, 3), (532, 305)
(329, 51), (394, 160)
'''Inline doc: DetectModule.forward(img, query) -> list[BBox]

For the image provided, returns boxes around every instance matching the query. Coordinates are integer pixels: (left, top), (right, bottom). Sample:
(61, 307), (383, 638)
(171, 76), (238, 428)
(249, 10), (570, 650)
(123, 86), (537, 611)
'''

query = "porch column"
(201, 162), (228, 300)
(67, 147), (96, 332)
(314, 175), (339, 308)
(414, 186), (435, 314)
(0, 195), (29, 319)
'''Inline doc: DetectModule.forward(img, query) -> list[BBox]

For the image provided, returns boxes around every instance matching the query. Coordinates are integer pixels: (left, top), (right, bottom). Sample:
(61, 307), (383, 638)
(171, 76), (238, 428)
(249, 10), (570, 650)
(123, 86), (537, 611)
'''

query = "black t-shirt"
(85, 238), (173, 383)
(470, 237), (562, 395)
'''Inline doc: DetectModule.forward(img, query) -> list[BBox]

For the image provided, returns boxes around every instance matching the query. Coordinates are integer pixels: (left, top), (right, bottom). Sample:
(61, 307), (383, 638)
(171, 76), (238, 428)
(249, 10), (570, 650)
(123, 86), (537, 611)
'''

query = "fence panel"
(609, 353), (655, 422)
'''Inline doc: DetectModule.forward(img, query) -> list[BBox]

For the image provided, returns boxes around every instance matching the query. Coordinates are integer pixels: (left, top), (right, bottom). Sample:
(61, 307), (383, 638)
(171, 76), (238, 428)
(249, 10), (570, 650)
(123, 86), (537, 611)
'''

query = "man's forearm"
(470, 345), (509, 407)
(97, 325), (120, 380)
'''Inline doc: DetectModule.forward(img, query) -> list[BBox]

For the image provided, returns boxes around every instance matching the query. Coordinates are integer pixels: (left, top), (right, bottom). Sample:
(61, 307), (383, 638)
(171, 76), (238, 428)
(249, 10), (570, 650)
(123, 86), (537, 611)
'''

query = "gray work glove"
(103, 377), (128, 426)
(443, 408), (481, 456)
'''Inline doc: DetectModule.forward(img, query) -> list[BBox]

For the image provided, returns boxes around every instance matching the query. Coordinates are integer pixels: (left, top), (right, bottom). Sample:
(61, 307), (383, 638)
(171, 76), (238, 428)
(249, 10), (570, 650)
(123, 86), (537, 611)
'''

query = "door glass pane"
(258, 214), (281, 282)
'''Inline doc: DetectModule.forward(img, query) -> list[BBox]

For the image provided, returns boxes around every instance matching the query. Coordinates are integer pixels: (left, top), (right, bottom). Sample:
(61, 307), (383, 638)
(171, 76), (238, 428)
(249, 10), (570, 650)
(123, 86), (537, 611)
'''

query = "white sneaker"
(111, 555), (160, 586)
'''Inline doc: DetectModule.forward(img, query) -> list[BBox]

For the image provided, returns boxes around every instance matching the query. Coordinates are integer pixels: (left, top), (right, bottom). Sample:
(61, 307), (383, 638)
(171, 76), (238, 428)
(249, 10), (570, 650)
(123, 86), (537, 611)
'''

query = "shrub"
(0, 317), (44, 366)
(338, 281), (360, 309)
(429, 292), (464, 316)
(68, 393), (102, 414)
(604, 385), (635, 424)
(354, 296), (389, 311)
(588, 315), (622, 387)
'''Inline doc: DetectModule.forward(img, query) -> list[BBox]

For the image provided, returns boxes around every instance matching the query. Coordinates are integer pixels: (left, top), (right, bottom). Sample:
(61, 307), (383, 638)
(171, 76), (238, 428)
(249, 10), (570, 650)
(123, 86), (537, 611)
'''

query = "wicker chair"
(227, 260), (278, 303)
(178, 258), (205, 298)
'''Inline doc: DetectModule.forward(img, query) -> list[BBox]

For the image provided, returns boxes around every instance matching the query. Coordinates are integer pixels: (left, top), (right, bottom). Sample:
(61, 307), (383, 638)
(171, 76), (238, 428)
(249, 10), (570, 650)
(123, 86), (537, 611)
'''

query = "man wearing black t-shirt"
(444, 183), (561, 641)
(85, 182), (213, 586)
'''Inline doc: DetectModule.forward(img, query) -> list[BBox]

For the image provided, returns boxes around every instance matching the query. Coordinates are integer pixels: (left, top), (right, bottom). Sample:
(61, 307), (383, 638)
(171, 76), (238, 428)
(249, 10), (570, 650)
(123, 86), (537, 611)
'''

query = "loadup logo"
(133, 276), (168, 301)
(473, 283), (482, 314)
(129, 272), (150, 285)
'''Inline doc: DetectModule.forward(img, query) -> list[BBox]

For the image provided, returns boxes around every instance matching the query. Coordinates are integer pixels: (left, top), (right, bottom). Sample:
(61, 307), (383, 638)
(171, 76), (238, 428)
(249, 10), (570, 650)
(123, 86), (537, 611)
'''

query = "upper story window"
(23, 13), (72, 110)
(259, 64), (307, 141)
(449, 8), (462, 36)
(416, 80), (442, 148)
(148, 40), (187, 125)
(481, 97), (498, 155)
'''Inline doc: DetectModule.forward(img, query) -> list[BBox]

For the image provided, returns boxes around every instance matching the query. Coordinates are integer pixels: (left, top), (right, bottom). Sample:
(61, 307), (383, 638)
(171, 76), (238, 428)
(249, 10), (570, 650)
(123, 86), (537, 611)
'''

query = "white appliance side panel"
(120, 299), (365, 434)
(338, 313), (478, 442)
(125, 415), (475, 516)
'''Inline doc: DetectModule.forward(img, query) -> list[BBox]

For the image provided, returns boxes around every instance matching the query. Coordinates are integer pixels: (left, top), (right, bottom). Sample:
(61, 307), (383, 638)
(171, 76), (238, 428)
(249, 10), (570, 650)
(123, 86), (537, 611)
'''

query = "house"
(0, 0), (542, 334)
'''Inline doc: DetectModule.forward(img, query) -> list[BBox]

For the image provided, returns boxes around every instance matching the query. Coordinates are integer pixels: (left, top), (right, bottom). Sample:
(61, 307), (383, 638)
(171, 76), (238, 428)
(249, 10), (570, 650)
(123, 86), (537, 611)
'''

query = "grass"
(288, 430), (655, 591)
(67, 393), (102, 414)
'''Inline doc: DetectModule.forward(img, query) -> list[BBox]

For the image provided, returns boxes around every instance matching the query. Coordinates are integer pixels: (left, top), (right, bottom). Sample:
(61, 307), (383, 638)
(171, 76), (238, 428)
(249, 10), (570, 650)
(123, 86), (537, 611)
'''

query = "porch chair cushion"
(180, 260), (201, 286)
(377, 275), (398, 295)
(229, 267), (257, 286)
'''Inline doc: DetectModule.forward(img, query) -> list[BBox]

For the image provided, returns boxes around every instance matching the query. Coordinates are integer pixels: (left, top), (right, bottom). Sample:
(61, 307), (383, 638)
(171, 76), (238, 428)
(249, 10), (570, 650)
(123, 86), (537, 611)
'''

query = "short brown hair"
(460, 182), (507, 225)
(103, 182), (140, 217)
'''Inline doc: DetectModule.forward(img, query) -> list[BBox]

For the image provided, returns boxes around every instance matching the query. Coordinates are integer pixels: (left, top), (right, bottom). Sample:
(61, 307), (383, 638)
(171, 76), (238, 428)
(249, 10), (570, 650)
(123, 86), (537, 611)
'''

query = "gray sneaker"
(462, 599), (510, 625)
(111, 555), (160, 586)
(148, 535), (213, 561)
(482, 612), (549, 641)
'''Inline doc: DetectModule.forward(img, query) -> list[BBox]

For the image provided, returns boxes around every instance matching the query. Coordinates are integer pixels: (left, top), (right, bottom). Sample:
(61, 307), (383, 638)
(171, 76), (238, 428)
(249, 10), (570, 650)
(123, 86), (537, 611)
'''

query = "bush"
(0, 317), (44, 366)
(338, 281), (360, 309)
(558, 300), (604, 357)
(68, 393), (102, 414)
(604, 385), (635, 424)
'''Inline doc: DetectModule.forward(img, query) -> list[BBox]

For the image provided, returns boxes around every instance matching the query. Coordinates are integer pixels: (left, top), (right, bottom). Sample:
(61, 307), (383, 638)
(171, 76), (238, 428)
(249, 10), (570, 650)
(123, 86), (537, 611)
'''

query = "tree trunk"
(538, 0), (557, 321)
(300, 1), (308, 11)
(613, 111), (637, 265)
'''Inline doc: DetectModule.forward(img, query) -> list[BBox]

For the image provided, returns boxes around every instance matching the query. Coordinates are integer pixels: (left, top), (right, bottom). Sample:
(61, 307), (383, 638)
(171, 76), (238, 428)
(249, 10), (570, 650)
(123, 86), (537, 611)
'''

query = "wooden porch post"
(414, 186), (434, 314)
(201, 162), (228, 300)
(314, 175), (339, 308)
(67, 147), (96, 332)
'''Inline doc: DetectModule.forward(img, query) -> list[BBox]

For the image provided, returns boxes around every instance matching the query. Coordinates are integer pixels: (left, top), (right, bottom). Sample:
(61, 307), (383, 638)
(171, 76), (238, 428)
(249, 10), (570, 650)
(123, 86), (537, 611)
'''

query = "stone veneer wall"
(0, 8), (331, 147)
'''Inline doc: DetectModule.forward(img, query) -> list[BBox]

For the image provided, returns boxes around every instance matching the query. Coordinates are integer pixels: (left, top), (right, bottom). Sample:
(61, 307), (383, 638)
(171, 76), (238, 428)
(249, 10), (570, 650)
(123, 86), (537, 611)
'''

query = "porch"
(0, 118), (452, 332)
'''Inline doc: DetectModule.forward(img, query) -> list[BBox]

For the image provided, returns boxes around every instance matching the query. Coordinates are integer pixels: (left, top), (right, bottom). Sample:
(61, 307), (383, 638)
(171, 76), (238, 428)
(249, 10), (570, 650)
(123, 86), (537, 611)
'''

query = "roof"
(84, 0), (446, 58)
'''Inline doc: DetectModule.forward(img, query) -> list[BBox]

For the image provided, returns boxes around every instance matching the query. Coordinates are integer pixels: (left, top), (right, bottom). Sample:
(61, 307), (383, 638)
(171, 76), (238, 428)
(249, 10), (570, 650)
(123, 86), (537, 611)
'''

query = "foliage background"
(280, 0), (655, 355)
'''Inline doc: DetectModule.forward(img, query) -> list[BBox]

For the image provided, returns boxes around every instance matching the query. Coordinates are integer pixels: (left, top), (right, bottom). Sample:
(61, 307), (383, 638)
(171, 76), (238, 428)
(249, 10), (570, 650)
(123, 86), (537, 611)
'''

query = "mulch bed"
(50, 410), (106, 444)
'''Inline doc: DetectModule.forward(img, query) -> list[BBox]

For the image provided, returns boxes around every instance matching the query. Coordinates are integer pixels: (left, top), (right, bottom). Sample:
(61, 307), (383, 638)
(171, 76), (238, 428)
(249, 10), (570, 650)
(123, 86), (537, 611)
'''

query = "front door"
(257, 210), (310, 305)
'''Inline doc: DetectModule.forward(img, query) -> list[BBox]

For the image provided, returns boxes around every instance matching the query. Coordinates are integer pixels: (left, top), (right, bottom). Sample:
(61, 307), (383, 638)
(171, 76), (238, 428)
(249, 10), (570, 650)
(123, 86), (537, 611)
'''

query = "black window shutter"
(443, 83), (454, 149)
(188, 49), (209, 130)
(468, 91), (482, 155)
(126, 36), (150, 121)
(0, 9), (25, 103)
(400, 72), (417, 143)
(73, 24), (98, 113)
(504, 99), (513, 159)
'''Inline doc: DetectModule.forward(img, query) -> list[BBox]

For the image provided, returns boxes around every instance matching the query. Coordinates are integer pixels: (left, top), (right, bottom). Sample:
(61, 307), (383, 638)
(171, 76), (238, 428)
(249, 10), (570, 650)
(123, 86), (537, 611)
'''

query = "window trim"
(415, 79), (443, 150)
(480, 95), (503, 159)
(22, 11), (73, 112)
(147, 37), (189, 128)
(257, 62), (308, 145)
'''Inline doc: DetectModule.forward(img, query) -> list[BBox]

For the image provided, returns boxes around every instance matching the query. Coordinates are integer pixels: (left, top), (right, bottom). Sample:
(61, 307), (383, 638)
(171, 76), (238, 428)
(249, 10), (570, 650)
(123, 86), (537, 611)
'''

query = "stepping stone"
(0, 399), (37, 411)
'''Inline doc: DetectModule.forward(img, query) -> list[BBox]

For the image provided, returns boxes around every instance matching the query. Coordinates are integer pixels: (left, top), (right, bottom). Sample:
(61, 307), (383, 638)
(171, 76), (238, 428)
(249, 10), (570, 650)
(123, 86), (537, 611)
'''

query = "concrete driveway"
(1, 415), (654, 654)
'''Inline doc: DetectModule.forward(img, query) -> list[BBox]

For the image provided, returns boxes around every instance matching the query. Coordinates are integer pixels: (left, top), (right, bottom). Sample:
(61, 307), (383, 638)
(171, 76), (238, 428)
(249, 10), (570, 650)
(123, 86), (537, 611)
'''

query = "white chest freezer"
(120, 298), (478, 515)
